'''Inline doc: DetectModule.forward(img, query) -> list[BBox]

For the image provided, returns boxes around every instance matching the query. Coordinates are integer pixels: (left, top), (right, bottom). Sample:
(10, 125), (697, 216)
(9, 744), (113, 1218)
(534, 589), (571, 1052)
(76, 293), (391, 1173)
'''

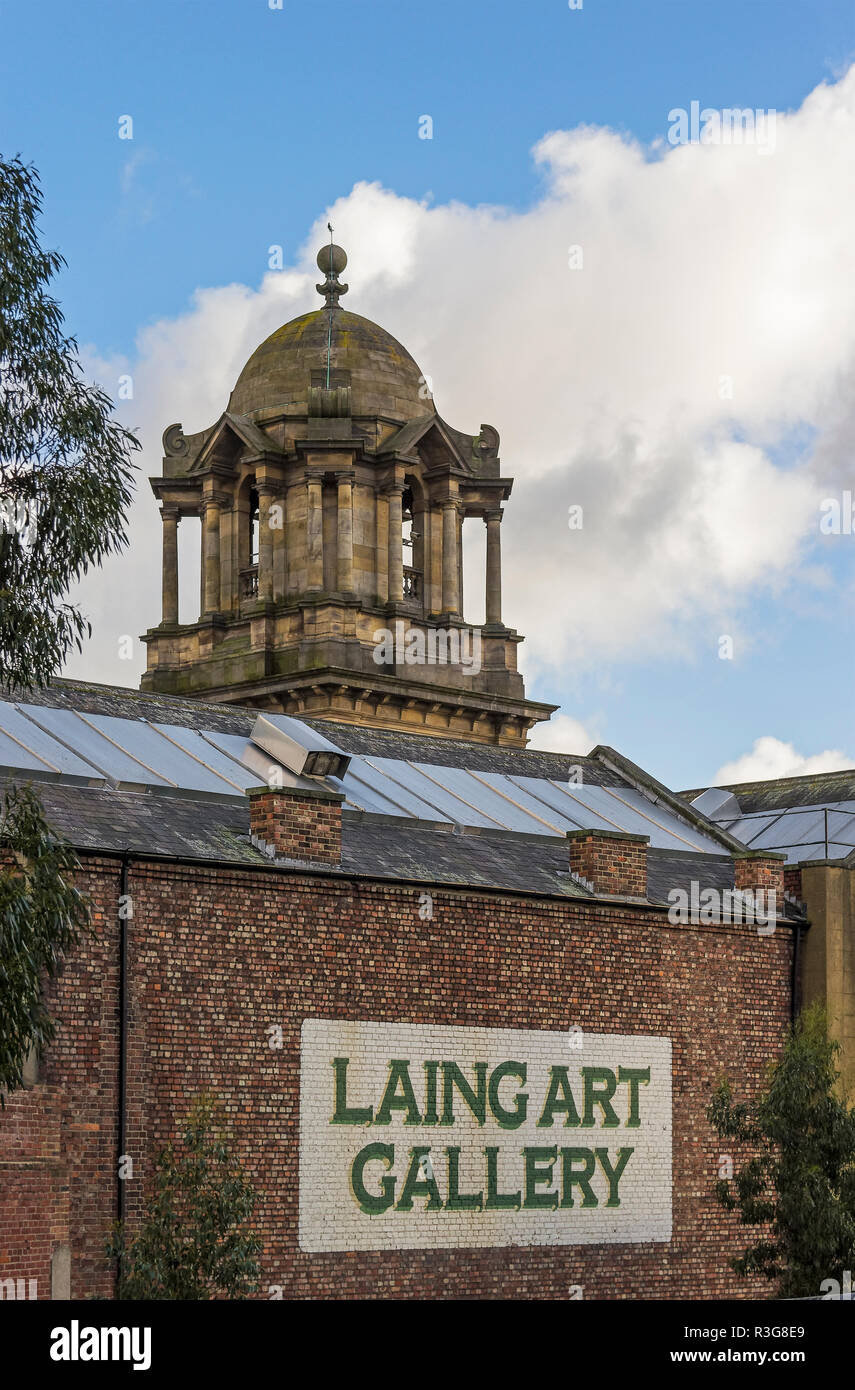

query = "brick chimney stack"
(732, 851), (785, 899)
(248, 784), (344, 865)
(567, 829), (649, 898)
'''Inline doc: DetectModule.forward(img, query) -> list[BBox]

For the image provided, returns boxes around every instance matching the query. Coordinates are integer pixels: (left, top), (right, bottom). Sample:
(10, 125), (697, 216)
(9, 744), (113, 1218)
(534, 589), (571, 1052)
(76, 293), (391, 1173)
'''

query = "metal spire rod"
(326, 222), (334, 389)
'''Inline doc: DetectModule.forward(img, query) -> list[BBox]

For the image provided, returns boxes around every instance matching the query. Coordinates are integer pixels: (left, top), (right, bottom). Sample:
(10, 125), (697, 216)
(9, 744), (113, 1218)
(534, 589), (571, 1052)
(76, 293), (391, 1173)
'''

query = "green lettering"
(484, 1146), (521, 1210)
(560, 1147), (598, 1207)
(423, 1061), (440, 1125)
(595, 1147), (634, 1206)
(374, 1060), (422, 1126)
(445, 1147), (483, 1210)
(331, 1057), (373, 1125)
(441, 1061), (487, 1125)
(618, 1067), (650, 1127)
(523, 1146), (559, 1210)
(349, 1142), (395, 1213)
(581, 1067), (620, 1127)
(488, 1060), (528, 1129)
(537, 1065), (581, 1127)
(396, 1147), (443, 1211)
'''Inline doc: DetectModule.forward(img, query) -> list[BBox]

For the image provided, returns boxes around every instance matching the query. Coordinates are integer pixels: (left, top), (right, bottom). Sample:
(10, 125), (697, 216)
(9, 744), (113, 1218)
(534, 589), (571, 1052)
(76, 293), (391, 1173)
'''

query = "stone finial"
(316, 242), (349, 308)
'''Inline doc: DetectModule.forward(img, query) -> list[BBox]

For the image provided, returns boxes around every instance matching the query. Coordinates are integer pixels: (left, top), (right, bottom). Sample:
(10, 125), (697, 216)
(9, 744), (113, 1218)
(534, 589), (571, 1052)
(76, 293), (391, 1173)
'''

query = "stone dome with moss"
(227, 308), (429, 423)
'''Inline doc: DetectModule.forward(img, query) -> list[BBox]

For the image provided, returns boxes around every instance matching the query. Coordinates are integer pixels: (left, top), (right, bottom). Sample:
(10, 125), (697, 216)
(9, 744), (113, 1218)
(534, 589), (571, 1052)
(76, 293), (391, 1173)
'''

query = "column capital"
(334, 468), (356, 484)
(381, 480), (406, 497)
(160, 503), (180, 522)
(201, 491), (230, 513)
(484, 508), (503, 524)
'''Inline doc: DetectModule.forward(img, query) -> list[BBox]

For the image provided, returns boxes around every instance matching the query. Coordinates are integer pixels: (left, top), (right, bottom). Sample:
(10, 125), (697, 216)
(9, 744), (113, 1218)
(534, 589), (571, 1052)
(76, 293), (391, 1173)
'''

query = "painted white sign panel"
(299, 1019), (672, 1253)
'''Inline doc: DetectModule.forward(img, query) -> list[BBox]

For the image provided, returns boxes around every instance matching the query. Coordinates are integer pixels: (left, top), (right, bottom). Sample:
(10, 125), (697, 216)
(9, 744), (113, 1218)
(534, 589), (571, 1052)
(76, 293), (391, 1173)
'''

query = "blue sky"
(2, 0), (855, 789)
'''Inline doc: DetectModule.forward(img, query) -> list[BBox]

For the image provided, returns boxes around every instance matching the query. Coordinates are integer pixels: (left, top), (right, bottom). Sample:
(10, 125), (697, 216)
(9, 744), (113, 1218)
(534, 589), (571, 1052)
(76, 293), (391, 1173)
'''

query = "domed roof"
(227, 308), (429, 422)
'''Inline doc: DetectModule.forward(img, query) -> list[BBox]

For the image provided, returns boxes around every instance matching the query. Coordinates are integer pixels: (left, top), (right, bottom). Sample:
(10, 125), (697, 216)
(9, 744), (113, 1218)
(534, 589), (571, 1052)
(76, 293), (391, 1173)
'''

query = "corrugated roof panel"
(17, 705), (173, 788)
(468, 771), (575, 834)
(0, 724), (57, 775)
(508, 777), (627, 834)
(827, 808), (855, 847)
(565, 783), (695, 848)
(80, 713), (248, 796)
(340, 767), (425, 817)
(719, 812), (779, 844)
(0, 703), (104, 780)
(343, 758), (446, 820)
(149, 723), (261, 794)
(418, 764), (559, 834)
(597, 785), (726, 852)
(365, 758), (500, 828)
(746, 809), (828, 851)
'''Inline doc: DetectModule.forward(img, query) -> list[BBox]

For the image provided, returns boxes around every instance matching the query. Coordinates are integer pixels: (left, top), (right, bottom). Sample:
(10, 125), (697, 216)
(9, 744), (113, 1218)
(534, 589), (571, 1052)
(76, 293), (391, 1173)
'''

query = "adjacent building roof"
(0, 679), (782, 905)
(682, 771), (855, 865)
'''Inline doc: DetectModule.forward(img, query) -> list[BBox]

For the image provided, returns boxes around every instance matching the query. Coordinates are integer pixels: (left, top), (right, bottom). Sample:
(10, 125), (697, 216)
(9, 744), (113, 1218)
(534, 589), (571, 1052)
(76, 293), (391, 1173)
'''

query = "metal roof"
(713, 803), (855, 863)
(0, 694), (728, 856)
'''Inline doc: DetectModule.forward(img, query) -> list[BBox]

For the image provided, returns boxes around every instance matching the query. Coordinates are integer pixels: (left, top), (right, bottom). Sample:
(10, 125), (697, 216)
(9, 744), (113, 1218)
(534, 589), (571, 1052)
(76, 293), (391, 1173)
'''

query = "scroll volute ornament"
(162, 423), (189, 458)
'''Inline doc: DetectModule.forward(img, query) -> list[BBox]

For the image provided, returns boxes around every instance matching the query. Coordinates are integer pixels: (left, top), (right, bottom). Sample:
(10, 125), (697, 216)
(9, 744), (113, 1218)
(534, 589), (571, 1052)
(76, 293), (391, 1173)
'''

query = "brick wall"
(0, 857), (120, 1301)
(567, 829), (648, 897)
(733, 853), (786, 898)
(0, 853), (794, 1300)
(0, 1087), (67, 1301)
(248, 785), (343, 863)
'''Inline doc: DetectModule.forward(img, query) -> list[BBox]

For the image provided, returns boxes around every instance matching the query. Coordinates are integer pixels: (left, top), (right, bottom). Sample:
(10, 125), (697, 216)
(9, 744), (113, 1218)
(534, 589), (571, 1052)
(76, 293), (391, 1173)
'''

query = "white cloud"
(713, 737), (855, 785)
(64, 66), (855, 709)
(526, 713), (599, 755)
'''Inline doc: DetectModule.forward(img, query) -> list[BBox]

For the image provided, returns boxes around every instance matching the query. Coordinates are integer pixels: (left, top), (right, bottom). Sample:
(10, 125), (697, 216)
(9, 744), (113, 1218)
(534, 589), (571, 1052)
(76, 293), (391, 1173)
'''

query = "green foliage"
(0, 154), (138, 691)
(708, 1003), (855, 1298)
(0, 782), (90, 1096)
(108, 1094), (263, 1300)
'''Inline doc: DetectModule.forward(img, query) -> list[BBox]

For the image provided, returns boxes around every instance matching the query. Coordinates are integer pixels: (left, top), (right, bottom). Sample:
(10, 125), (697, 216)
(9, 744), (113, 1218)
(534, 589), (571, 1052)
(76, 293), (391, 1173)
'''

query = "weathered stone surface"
(143, 252), (555, 746)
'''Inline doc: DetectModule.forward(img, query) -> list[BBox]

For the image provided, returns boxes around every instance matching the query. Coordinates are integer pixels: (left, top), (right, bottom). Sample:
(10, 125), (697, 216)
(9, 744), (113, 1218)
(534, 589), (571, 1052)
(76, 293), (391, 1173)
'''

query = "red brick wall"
(0, 854), (794, 1300)
(784, 866), (803, 902)
(0, 858), (119, 1300)
(734, 854), (785, 898)
(0, 1087), (66, 1300)
(567, 830), (648, 897)
(248, 787), (343, 864)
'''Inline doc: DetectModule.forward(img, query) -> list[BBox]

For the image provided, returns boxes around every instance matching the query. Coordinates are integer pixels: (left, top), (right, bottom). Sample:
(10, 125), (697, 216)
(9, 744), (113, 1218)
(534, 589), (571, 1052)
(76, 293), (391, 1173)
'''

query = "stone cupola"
(141, 242), (555, 746)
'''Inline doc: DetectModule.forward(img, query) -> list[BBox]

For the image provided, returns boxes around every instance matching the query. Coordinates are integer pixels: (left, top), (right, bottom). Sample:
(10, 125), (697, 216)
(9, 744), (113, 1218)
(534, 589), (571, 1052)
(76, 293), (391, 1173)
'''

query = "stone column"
(306, 475), (324, 592)
(199, 508), (206, 619)
(387, 485), (404, 604)
(375, 491), (389, 604)
(429, 506), (442, 614)
(257, 485), (274, 602)
(161, 507), (179, 624)
(284, 482), (300, 598)
(203, 498), (221, 614)
(441, 499), (459, 614)
(271, 489), (285, 600)
(336, 471), (354, 593)
(219, 506), (235, 613)
(485, 509), (503, 625)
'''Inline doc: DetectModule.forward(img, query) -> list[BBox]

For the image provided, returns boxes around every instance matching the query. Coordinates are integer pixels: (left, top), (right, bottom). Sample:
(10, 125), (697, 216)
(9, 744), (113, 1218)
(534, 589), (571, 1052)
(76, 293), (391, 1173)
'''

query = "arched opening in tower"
(249, 486), (260, 566)
(402, 481), (424, 607)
